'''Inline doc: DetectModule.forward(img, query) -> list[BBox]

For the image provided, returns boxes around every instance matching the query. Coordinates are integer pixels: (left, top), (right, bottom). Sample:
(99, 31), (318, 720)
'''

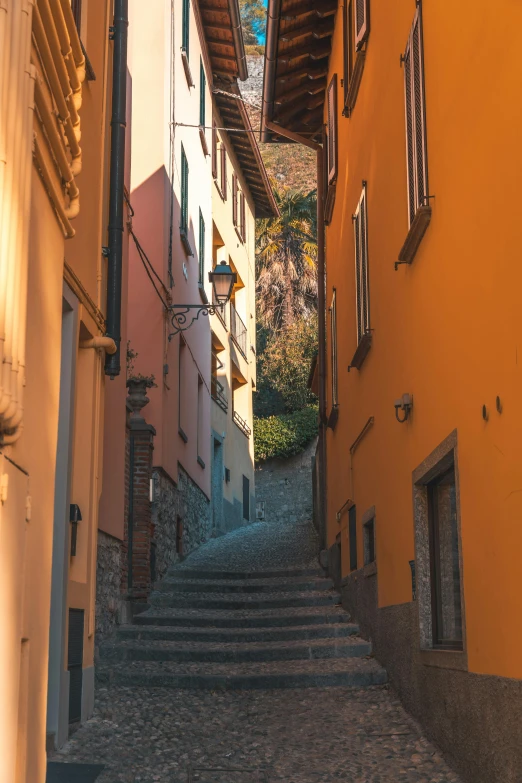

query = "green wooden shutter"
(181, 145), (188, 233)
(182, 0), (190, 55)
(198, 209), (205, 283)
(199, 59), (206, 127)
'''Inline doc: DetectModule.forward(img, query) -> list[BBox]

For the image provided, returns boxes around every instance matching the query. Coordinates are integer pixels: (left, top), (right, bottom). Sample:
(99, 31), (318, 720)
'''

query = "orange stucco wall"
(324, 1), (522, 680)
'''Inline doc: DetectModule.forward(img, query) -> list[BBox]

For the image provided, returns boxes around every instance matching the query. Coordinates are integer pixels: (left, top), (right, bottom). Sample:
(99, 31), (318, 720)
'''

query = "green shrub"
(254, 406), (318, 462)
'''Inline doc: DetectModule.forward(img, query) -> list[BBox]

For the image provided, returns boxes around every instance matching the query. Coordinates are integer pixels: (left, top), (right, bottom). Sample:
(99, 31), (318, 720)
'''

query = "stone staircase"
(98, 566), (387, 690)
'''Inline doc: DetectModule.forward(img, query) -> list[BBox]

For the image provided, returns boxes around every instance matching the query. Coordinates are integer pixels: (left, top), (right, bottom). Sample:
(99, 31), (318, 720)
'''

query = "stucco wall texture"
(323, 0), (522, 683)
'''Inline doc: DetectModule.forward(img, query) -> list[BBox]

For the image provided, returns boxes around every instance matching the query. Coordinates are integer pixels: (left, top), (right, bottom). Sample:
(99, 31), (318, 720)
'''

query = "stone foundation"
(95, 530), (123, 645)
(255, 438), (317, 524)
(152, 464), (212, 576)
(334, 557), (522, 783)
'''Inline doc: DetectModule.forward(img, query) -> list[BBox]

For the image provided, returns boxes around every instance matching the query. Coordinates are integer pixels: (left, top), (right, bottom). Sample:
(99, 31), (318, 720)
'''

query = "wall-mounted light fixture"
(394, 394), (413, 423)
(70, 503), (82, 557)
(168, 262), (237, 338)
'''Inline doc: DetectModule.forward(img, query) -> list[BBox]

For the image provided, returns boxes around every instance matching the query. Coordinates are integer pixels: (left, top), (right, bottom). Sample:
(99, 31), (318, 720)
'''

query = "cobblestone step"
(101, 635), (371, 664)
(117, 621), (360, 643)
(154, 577), (334, 594)
(96, 657), (387, 690)
(167, 567), (324, 580)
(149, 591), (341, 610)
(133, 606), (352, 628)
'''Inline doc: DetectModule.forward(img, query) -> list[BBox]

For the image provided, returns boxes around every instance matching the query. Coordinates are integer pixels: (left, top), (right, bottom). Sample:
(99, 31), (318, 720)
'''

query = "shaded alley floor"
(50, 520), (462, 783)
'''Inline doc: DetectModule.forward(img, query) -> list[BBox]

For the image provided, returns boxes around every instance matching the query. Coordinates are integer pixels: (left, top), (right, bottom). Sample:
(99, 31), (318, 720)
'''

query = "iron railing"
(233, 410), (251, 438)
(211, 376), (228, 413)
(230, 302), (247, 358)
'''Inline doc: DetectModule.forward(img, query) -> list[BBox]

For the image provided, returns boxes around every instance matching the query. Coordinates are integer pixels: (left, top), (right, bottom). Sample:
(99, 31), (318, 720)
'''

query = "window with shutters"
(343, 0), (369, 116)
(324, 76), (338, 224)
(180, 144), (192, 255)
(178, 336), (188, 442)
(328, 289), (339, 429)
(198, 60), (208, 155)
(219, 145), (227, 200)
(350, 182), (371, 370)
(398, 4), (431, 265)
(327, 75), (337, 185)
(212, 120), (218, 179)
(198, 209), (205, 284)
(182, 0), (190, 54)
(232, 174), (238, 227)
(239, 192), (246, 243)
(181, 0), (194, 86)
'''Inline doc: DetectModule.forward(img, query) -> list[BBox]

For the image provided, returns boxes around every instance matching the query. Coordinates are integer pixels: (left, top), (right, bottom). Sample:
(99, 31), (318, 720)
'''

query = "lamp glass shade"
(210, 263), (236, 304)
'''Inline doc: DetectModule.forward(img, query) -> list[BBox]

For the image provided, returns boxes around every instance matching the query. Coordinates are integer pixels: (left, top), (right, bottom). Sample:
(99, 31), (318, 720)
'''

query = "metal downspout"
(260, 0), (282, 142)
(105, 0), (128, 378)
(228, 0), (248, 81)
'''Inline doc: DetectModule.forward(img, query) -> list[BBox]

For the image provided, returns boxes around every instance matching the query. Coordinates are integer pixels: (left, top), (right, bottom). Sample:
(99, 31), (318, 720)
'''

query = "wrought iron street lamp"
(168, 262), (237, 338)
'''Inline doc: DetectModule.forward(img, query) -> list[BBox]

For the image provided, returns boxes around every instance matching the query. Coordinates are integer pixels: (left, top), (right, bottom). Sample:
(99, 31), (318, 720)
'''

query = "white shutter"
(327, 75), (338, 185)
(354, 0), (370, 50)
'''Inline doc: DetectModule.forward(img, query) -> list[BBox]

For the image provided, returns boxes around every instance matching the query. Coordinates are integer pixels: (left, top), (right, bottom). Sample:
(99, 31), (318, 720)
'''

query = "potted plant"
(126, 342), (157, 418)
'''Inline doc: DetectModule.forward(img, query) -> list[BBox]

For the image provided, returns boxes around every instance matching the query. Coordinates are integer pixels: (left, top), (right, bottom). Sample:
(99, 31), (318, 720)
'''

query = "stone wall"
(95, 531), (123, 646)
(152, 463), (212, 577)
(255, 438), (317, 524)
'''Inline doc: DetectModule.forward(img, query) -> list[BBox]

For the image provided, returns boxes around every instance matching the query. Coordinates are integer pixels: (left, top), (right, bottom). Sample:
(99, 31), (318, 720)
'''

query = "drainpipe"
(105, 0), (128, 378)
(260, 0), (282, 143)
(228, 0), (248, 81)
(263, 119), (328, 548)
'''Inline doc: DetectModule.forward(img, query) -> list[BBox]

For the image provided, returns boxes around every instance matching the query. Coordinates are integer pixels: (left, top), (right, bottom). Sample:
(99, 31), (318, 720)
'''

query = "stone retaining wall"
(255, 438), (317, 524)
(96, 531), (123, 646)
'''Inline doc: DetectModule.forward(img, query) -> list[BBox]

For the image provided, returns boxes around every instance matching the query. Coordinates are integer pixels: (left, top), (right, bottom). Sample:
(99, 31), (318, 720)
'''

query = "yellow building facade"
(262, 2), (522, 781)
(0, 0), (120, 777)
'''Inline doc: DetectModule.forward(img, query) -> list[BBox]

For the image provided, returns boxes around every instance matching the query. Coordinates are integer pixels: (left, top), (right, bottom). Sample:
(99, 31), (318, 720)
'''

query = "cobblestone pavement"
(51, 519), (461, 782)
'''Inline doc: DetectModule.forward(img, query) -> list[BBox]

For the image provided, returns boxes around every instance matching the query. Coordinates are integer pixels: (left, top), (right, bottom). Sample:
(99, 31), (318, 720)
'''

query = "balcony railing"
(233, 410), (251, 438)
(230, 302), (247, 358)
(211, 376), (228, 413)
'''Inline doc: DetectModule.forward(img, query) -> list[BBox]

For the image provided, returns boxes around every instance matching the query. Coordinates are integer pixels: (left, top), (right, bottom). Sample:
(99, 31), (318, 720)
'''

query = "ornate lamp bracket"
(168, 304), (221, 339)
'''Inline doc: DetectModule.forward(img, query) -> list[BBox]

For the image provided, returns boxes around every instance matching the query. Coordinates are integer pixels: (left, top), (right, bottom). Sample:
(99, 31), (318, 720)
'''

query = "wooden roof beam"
(282, 0), (337, 21)
(280, 19), (334, 43)
(278, 43), (331, 64)
(275, 79), (325, 105)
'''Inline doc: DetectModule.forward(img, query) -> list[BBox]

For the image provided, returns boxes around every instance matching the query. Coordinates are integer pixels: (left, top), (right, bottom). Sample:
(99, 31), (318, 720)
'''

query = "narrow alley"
(49, 517), (461, 783)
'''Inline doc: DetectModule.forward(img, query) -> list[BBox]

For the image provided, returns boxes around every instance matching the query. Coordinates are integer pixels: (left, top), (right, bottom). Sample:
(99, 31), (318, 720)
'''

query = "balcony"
(233, 410), (251, 438)
(211, 376), (228, 413)
(230, 302), (247, 359)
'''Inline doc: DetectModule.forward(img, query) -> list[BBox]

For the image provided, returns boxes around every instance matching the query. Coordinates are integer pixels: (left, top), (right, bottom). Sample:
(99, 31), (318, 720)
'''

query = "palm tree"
(256, 187), (317, 332)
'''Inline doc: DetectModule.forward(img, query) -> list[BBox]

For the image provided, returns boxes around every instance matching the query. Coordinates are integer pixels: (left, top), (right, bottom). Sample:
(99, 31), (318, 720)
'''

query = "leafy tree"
(257, 315), (318, 414)
(254, 406), (318, 462)
(239, 0), (266, 45)
(256, 187), (317, 332)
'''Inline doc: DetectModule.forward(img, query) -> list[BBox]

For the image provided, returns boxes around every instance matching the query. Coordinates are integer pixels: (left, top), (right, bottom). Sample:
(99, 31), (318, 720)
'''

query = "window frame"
(427, 465), (463, 650)
(363, 516), (375, 565)
(178, 336), (188, 442)
(196, 374), (205, 468)
(212, 120), (218, 179)
(353, 182), (370, 345)
(239, 191), (246, 242)
(220, 144), (227, 200)
(348, 505), (357, 572)
(242, 475), (250, 521)
(232, 173), (238, 227)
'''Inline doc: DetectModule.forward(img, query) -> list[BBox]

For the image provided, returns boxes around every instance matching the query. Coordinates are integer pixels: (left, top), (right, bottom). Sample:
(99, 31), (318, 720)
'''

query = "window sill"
(397, 205), (432, 266)
(324, 182), (336, 225)
(327, 404), (339, 430)
(178, 427), (188, 443)
(343, 49), (366, 117)
(198, 283), (209, 304)
(181, 49), (194, 87)
(419, 648), (467, 672)
(180, 228), (193, 257)
(199, 126), (209, 157)
(197, 456), (205, 469)
(348, 331), (372, 371)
